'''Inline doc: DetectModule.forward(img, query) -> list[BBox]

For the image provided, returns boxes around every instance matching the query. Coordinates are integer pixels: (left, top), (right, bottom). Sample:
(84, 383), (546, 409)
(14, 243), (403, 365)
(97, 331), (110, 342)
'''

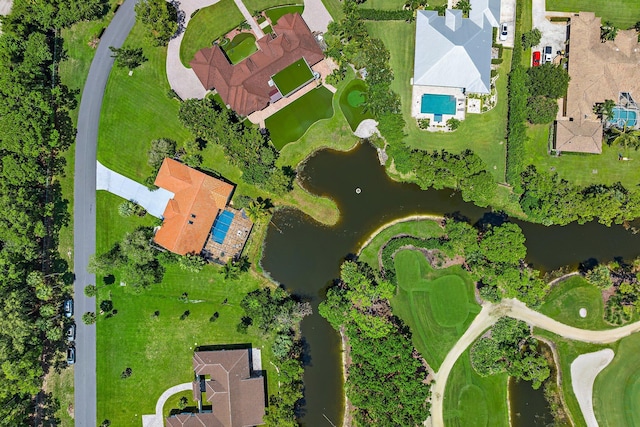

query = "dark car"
(532, 51), (541, 67)
(66, 324), (76, 342)
(66, 347), (76, 365)
(543, 46), (553, 63)
(63, 299), (73, 318)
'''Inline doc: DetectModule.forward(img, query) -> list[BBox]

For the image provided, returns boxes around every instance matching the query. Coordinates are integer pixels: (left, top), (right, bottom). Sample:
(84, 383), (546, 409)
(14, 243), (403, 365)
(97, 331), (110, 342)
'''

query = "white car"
(499, 24), (508, 41)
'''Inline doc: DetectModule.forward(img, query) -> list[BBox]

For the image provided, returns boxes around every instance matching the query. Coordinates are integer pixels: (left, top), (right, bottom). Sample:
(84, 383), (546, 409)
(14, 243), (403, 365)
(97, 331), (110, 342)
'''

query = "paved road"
(73, 0), (138, 424)
(426, 298), (640, 427)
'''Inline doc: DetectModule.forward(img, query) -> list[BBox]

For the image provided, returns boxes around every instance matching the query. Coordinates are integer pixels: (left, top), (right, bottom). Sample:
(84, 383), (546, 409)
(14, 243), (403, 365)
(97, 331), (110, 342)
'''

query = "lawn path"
(233, 0), (264, 38)
(427, 298), (640, 427)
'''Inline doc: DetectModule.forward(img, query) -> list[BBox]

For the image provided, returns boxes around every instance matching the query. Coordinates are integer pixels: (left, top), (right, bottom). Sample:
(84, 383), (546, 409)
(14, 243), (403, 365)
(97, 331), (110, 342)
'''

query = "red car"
(532, 51), (541, 67)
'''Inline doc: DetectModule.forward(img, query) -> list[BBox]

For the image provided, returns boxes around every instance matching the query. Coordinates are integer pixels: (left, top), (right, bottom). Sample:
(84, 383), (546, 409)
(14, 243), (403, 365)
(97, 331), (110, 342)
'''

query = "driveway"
(302, 0), (332, 33)
(73, 0), (138, 425)
(499, 0), (516, 48)
(96, 162), (173, 218)
(142, 382), (192, 427)
(532, 0), (568, 62)
(0, 0), (11, 15)
(165, 0), (220, 100)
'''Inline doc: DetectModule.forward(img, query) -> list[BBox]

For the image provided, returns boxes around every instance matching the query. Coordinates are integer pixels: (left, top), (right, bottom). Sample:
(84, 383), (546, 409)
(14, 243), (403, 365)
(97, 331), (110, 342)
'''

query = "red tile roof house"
(153, 158), (234, 256)
(165, 349), (266, 427)
(190, 13), (324, 116)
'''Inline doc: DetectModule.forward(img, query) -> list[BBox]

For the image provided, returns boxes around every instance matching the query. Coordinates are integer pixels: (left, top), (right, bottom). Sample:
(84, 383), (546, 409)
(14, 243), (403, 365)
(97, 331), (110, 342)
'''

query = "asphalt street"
(73, 0), (137, 424)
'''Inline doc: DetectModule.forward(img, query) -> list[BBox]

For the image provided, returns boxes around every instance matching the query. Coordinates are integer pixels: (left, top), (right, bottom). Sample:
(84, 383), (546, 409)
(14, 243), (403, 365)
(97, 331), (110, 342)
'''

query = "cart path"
(426, 298), (640, 427)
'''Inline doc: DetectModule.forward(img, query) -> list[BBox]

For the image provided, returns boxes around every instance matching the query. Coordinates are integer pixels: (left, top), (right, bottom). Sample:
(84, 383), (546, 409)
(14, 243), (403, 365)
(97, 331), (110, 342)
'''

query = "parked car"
(543, 46), (553, 63)
(66, 324), (76, 342)
(63, 298), (73, 318)
(532, 51), (541, 67)
(499, 23), (508, 41)
(66, 347), (76, 365)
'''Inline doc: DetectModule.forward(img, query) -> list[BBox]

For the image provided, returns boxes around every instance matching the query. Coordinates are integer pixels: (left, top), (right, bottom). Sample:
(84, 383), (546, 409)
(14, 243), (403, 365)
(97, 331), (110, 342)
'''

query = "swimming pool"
(421, 94), (456, 115)
(612, 107), (638, 127)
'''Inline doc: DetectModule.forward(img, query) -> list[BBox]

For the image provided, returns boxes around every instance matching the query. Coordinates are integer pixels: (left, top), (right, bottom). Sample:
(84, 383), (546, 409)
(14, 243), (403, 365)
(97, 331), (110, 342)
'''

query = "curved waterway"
(261, 143), (640, 426)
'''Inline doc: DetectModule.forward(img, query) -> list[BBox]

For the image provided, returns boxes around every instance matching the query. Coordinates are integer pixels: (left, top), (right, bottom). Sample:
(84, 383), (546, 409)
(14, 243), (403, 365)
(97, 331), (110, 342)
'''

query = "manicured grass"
(539, 275), (611, 330)
(594, 332), (640, 427)
(523, 123), (640, 187)
(222, 32), (257, 64)
(546, 0), (640, 28)
(534, 330), (611, 427)
(163, 390), (197, 418)
(243, 0), (290, 15)
(95, 192), (278, 426)
(444, 348), (509, 427)
(358, 0), (446, 10)
(265, 4), (304, 25)
(180, 0), (244, 66)
(391, 249), (480, 370)
(276, 69), (358, 166)
(266, 86), (335, 149)
(358, 219), (444, 268)
(272, 58), (314, 96)
(366, 21), (511, 183)
(321, 0), (344, 20)
(98, 23), (193, 183)
(339, 79), (374, 131)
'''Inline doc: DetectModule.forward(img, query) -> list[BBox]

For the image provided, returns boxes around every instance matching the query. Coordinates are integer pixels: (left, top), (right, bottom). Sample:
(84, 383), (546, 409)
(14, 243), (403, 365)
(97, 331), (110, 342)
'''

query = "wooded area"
(0, 0), (108, 423)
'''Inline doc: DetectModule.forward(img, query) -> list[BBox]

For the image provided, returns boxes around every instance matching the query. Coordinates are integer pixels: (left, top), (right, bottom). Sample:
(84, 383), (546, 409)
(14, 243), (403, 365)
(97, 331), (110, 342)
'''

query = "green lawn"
(594, 332), (640, 427)
(391, 249), (480, 370)
(321, 0), (344, 20)
(534, 330), (612, 427)
(444, 348), (509, 427)
(272, 58), (314, 96)
(98, 23), (193, 183)
(180, 0), (244, 66)
(358, 0), (446, 10)
(222, 32), (257, 64)
(538, 275), (611, 330)
(546, 0), (640, 28)
(95, 192), (278, 425)
(266, 86), (335, 149)
(366, 21), (511, 183)
(243, 0), (290, 15)
(264, 4), (304, 25)
(357, 219), (444, 268)
(339, 79), (374, 131)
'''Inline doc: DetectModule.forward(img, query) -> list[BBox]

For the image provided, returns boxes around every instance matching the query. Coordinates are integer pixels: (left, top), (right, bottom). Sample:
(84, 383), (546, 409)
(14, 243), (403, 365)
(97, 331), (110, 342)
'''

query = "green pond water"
(261, 143), (640, 425)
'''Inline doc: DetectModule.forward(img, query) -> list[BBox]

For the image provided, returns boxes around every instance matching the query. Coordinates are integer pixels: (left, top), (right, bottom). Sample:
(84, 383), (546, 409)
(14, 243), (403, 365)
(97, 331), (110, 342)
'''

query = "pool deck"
(411, 84), (466, 131)
(202, 207), (253, 264)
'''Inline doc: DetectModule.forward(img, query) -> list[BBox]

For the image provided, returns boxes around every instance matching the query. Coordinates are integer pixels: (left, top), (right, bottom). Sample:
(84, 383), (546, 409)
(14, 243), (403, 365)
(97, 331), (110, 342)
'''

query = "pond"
(261, 143), (640, 425)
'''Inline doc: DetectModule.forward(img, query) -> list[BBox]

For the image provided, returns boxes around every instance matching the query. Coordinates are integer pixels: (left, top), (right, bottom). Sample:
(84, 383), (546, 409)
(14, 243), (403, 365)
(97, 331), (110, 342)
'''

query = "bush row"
(355, 8), (414, 21)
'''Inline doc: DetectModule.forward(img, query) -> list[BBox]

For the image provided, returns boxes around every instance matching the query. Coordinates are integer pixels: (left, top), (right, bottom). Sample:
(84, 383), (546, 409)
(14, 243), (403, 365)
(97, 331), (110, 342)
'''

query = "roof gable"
(413, 0), (498, 94)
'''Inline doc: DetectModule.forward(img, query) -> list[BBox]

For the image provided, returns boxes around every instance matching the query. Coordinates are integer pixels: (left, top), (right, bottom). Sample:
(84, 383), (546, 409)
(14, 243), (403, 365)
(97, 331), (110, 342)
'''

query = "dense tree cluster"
(471, 317), (550, 389)
(135, 0), (178, 46)
(178, 97), (293, 195)
(392, 149), (497, 207)
(521, 28), (542, 49)
(519, 165), (640, 226)
(0, 0), (108, 421)
(90, 227), (165, 290)
(319, 261), (430, 426)
(324, 1), (406, 144)
(238, 288), (311, 427)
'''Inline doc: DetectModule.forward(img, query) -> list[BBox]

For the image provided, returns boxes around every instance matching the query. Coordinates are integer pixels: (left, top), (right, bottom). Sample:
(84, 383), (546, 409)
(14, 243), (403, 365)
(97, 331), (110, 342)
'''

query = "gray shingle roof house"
(413, 0), (500, 94)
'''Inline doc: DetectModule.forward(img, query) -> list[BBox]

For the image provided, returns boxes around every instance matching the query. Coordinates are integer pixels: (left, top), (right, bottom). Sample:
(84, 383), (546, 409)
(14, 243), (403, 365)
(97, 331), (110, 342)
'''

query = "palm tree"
(454, 0), (471, 17)
(600, 21), (618, 42)
(223, 259), (240, 280)
(593, 99), (616, 122)
(608, 125), (640, 151)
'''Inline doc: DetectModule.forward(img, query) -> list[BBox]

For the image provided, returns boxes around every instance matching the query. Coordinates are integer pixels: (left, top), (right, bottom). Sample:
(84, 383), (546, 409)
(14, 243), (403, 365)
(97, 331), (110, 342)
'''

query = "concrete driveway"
(532, 0), (569, 63)
(96, 162), (173, 218)
(0, 0), (12, 15)
(302, 0), (332, 33)
(499, 0), (516, 48)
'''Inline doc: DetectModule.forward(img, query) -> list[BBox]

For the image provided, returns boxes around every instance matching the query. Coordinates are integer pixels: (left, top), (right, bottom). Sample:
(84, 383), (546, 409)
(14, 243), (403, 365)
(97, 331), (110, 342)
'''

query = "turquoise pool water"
(421, 94), (456, 115)
(612, 107), (637, 127)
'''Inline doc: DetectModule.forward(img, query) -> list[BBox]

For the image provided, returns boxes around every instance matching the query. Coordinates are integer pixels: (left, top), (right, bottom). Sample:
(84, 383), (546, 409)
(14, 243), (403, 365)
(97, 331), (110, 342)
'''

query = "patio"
(202, 208), (253, 264)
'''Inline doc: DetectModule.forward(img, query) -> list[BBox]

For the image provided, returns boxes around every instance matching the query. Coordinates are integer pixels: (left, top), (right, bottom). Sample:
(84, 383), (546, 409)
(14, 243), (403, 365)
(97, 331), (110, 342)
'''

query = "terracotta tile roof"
(555, 12), (640, 153)
(154, 159), (234, 255)
(165, 413), (219, 427)
(190, 13), (324, 116)
(186, 350), (265, 427)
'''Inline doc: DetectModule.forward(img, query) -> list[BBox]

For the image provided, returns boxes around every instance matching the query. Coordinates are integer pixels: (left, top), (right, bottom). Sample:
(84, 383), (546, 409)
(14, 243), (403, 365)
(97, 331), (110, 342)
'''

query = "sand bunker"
(579, 308), (587, 318)
(354, 119), (380, 139)
(570, 349), (615, 427)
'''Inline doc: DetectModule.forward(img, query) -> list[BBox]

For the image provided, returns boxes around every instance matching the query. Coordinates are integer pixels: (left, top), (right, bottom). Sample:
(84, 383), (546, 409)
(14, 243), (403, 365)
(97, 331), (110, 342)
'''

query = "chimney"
(445, 9), (463, 31)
